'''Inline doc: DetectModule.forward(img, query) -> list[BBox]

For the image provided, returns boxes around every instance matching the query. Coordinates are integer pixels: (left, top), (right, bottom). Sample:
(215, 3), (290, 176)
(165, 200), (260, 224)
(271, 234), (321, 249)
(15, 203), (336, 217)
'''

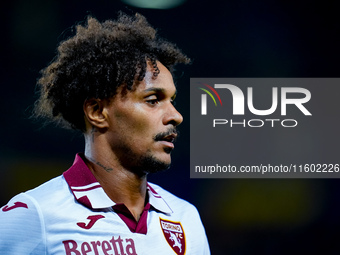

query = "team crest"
(160, 218), (186, 255)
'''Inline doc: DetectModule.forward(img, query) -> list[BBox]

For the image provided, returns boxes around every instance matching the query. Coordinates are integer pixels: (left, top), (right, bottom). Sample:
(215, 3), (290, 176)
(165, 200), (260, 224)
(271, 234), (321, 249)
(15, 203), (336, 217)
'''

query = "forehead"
(139, 61), (176, 93)
(114, 61), (176, 101)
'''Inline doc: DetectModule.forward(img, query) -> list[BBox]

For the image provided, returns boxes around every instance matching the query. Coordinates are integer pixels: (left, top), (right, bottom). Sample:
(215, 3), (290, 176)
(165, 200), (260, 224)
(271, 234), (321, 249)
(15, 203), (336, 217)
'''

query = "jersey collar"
(63, 153), (172, 214)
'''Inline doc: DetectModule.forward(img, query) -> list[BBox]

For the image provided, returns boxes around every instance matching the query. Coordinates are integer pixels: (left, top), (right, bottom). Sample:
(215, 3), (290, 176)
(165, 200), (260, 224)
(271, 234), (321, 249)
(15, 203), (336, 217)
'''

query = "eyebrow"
(143, 87), (177, 98)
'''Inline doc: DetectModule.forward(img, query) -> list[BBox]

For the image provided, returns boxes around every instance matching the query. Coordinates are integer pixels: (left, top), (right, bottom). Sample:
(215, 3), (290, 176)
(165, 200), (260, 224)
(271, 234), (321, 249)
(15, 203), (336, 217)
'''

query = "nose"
(163, 102), (183, 126)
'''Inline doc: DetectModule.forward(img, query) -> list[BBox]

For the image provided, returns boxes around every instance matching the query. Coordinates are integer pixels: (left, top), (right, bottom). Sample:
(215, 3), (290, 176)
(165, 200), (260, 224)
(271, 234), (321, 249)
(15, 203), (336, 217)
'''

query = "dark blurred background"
(1, 0), (339, 254)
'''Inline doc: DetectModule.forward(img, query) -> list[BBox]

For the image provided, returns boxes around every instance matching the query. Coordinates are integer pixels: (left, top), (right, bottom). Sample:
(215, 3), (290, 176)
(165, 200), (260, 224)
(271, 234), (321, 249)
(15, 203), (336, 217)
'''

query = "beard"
(134, 153), (171, 174)
(114, 128), (178, 176)
(116, 146), (172, 177)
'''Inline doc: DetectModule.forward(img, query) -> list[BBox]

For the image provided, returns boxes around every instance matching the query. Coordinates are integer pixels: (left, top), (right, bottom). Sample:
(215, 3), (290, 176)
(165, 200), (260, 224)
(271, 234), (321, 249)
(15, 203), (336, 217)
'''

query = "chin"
(118, 146), (172, 176)
(131, 154), (171, 175)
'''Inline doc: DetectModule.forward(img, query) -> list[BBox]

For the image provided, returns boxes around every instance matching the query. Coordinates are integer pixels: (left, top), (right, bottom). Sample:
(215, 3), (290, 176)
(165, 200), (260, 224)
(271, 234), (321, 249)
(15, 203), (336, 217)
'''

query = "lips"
(160, 134), (177, 143)
(154, 130), (178, 150)
(158, 134), (177, 149)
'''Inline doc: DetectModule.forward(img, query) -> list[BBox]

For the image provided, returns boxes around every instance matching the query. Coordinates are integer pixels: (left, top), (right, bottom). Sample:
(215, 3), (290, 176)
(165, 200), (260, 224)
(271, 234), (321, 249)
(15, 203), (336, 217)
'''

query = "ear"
(83, 98), (109, 129)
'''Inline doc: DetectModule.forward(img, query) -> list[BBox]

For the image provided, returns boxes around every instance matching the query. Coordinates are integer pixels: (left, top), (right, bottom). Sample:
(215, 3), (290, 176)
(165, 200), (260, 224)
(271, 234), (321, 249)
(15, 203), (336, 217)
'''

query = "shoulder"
(0, 175), (72, 254)
(0, 175), (67, 223)
(0, 191), (47, 254)
(148, 182), (193, 206)
(0, 175), (69, 254)
(26, 175), (69, 200)
(148, 182), (200, 217)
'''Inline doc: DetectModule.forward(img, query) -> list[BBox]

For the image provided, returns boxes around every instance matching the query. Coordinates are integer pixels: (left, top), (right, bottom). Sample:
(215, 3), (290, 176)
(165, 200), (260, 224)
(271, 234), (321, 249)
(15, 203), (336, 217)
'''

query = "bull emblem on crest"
(160, 218), (186, 255)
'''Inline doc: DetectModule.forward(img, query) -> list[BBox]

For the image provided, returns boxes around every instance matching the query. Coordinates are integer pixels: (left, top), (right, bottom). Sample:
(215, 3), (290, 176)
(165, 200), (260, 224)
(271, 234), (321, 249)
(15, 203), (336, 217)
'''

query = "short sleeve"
(0, 193), (46, 254)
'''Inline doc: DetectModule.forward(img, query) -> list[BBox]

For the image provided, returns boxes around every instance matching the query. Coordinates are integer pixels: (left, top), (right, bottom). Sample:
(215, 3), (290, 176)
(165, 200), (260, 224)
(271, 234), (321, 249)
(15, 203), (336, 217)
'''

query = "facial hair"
(117, 147), (171, 177)
(116, 128), (179, 176)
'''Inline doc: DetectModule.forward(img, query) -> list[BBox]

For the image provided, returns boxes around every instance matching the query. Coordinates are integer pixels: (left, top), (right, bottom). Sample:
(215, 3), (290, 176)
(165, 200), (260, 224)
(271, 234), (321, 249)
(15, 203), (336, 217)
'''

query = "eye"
(145, 95), (160, 105)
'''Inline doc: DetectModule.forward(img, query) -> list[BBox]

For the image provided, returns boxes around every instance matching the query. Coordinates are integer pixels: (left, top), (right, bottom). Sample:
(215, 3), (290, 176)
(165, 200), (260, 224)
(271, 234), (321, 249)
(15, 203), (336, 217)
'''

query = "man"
(0, 13), (210, 255)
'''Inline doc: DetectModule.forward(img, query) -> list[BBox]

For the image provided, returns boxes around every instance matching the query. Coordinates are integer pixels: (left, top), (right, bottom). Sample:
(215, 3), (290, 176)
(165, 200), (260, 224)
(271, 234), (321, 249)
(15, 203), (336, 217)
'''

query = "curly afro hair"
(33, 12), (190, 131)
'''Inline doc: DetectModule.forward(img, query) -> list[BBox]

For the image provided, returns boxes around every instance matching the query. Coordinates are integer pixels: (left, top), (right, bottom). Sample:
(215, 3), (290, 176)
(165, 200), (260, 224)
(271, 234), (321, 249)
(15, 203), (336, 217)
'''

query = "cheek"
(109, 101), (160, 143)
(114, 110), (154, 140)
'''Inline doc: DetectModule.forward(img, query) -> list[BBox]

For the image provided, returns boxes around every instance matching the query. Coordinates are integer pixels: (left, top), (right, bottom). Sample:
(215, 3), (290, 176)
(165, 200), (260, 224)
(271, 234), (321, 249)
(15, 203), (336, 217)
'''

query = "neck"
(84, 134), (148, 221)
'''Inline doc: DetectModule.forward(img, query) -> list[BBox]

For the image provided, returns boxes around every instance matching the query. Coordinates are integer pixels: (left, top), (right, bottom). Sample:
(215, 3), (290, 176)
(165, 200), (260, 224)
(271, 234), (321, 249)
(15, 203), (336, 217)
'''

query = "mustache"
(154, 128), (179, 141)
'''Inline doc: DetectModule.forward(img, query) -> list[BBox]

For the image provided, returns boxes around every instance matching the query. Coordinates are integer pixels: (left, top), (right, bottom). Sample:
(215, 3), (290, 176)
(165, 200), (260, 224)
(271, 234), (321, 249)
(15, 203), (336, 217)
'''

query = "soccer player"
(0, 13), (210, 255)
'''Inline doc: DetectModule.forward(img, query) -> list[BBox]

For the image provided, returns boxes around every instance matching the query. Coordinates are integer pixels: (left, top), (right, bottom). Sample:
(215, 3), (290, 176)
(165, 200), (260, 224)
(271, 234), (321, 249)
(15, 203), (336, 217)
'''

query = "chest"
(44, 209), (190, 255)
